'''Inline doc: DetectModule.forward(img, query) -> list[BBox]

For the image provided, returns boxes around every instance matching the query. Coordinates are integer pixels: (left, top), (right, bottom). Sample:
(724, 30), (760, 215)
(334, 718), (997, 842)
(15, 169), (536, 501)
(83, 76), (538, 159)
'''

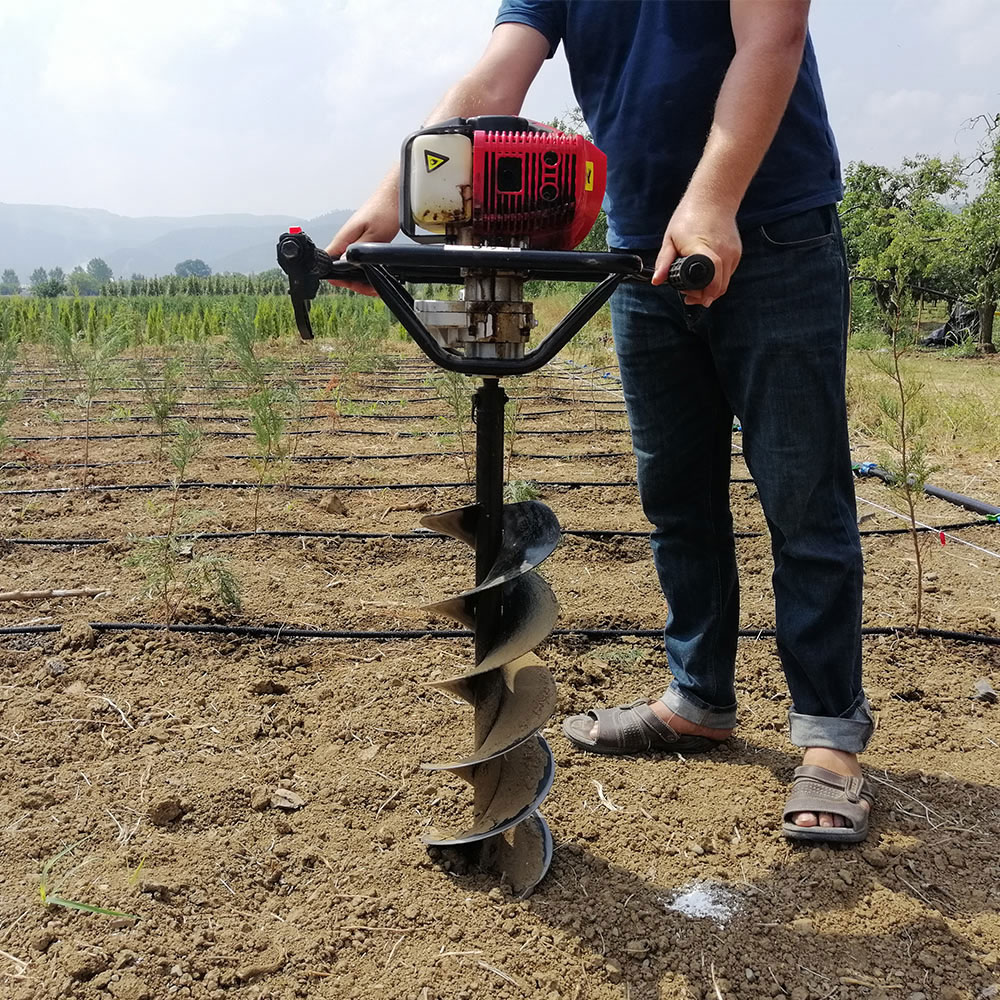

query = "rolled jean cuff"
(788, 696), (874, 753)
(661, 684), (738, 730)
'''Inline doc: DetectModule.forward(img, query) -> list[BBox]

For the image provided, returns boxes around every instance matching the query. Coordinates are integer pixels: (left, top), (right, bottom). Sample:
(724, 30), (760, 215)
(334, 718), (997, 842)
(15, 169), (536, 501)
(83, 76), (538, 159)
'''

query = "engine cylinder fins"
(420, 734), (555, 847)
(420, 500), (560, 589)
(419, 497), (562, 894)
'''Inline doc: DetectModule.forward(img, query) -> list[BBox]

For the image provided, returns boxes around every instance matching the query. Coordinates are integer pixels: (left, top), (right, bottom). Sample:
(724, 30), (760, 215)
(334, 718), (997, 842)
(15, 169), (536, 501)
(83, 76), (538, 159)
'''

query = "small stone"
(790, 918), (815, 935)
(790, 988), (809, 1000)
(46, 657), (68, 677)
(940, 989), (962, 1000)
(916, 950), (936, 970)
(30, 930), (56, 953)
(625, 938), (648, 958)
(862, 847), (889, 869)
(108, 973), (150, 999)
(445, 925), (463, 942)
(317, 493), (348, 515)
(973, 678), (998, 703)
(63, 946), (108, 981)
(250, 787), (270, 812)
(148, 797), (185, 826)
(605, 959), (623, 983)
(745, 968), (756, 982)
(270, 788), (306, 811)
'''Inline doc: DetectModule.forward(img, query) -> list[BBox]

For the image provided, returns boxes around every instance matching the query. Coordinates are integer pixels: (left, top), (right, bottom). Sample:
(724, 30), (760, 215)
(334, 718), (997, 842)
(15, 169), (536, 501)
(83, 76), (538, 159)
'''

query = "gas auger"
(278, 116), (712, 896)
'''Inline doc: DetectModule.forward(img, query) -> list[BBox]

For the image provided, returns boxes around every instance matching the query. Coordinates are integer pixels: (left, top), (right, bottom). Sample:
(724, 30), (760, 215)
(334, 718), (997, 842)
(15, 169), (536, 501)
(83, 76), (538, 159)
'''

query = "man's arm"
(652, 0), (810, 305)
(325, 23), (549, 292)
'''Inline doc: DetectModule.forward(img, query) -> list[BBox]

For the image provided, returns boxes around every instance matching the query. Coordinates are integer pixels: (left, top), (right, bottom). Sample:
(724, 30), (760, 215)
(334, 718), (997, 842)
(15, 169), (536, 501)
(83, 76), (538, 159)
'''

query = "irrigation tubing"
(855, 463), (1000, 517)
(6, 519), (995, 549)
(2, 622), (998, 647)
(2, 478), (763, 497)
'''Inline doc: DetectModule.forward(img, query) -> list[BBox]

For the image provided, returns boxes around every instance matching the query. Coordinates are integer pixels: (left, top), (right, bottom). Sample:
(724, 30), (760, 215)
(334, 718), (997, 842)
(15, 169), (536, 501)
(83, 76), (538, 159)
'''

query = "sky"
(1, 0), (998, 220)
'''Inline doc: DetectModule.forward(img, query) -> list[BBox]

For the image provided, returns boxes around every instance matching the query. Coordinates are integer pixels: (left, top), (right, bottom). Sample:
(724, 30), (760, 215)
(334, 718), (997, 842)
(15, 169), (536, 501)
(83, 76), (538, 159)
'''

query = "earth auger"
(278, 115), (712, 895)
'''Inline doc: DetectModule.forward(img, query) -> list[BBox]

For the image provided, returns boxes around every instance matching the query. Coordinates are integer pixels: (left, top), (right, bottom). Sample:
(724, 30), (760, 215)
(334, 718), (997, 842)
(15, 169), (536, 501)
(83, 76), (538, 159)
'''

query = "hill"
(0, 204), (354, 279)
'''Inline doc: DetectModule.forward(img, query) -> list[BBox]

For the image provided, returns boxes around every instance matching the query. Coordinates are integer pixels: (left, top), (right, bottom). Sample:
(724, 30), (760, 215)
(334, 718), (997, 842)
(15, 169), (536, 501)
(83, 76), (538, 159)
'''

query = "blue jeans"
(610, 205), (872, 753)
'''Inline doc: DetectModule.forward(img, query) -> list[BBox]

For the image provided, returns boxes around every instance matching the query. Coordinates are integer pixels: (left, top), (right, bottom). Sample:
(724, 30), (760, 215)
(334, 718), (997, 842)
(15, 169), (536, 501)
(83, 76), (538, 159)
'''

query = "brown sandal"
(562, 699), (727, 756)
(782, 765), (875, 843)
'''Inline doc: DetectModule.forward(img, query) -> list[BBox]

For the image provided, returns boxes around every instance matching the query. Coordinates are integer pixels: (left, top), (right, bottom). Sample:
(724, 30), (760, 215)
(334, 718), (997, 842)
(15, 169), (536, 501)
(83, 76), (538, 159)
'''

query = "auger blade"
(420, 501), (560, 589)
(424, 572), (559, 671)
(420, 505), (478, 547)
(421, 735), (555, 847)
(479, 812), (554, 898)
(422, 653), (557, 771)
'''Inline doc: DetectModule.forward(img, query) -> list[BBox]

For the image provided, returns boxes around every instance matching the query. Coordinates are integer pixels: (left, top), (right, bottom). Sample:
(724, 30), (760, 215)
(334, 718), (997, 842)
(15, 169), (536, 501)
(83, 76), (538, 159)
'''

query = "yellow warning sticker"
(585, 160), (594, 191)
(425, 151), (449, 173)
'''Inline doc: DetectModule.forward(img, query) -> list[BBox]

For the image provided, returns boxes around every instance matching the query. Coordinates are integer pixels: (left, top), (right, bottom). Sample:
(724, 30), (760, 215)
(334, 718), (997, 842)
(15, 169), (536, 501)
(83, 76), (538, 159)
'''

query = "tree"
(68, 266), (101, 297)
(175, 258), (212, 278)
(0, 269), (19, 295)
(840, 156), (966, 328)
(86, 258), (113, 285)
(31, 265), (67, 299)
(950, 120), (1000, 352)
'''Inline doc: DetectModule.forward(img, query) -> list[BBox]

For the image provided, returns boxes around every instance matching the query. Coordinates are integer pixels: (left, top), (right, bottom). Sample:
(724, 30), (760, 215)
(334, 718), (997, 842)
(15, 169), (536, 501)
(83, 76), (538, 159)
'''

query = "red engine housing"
(471, 129), (607, 250)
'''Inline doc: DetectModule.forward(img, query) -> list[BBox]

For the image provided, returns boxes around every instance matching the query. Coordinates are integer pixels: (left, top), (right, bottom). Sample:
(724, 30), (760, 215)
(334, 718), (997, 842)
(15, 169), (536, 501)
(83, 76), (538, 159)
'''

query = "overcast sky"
(2, 0), (998, 220)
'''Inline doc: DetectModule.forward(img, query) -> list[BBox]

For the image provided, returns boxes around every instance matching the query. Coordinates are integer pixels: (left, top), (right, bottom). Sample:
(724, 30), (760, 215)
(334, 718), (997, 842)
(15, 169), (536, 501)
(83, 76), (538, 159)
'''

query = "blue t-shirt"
(495, 0), (843, 248)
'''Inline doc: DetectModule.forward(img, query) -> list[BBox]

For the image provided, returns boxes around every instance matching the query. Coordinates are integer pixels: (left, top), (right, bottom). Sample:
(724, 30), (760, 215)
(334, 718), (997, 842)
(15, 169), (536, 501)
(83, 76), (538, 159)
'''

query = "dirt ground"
(1, 353), (999, 1000)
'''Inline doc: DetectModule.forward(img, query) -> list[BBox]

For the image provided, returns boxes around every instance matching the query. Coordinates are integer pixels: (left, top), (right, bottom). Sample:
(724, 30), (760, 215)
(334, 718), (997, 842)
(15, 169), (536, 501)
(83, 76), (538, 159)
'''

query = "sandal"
(562, 699), (728, 756)
(782, 765), (875, 843)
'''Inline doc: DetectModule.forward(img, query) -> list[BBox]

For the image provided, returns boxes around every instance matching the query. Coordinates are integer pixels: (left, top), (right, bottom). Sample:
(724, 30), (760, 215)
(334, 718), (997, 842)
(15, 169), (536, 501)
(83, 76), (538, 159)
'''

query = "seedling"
(867, 286), (938, 628)
(38, 836), (140, 921)
(429, 370), (474, 482)
(132, 356), (185, 461)
(0, 334), (23, 460)
(48, 319), (127, 485)
(128, 420), (241, 617)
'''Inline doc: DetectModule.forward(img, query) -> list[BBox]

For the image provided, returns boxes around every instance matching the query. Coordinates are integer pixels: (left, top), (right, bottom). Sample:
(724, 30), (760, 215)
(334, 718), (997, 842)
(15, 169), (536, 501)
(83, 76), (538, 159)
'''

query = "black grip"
(667, 254), (714, 290)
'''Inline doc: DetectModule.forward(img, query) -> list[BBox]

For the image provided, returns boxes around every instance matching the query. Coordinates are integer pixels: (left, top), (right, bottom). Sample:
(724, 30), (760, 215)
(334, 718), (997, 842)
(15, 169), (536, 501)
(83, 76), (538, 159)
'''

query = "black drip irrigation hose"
(2, 622), (998, 647)
(11, 410), (582, 441)
(23, 518), (1000, 547)
(219, 450), (635, 462)
(1, 478), (761, 497)
(6, 518), (995, 549)
(854, 463), (1000, 518)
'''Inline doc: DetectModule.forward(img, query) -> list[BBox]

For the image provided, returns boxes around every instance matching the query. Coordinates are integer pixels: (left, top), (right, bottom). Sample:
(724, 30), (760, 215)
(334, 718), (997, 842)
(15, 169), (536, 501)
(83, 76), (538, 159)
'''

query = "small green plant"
(132, 356), (185, 461)
(127, 420), (241, 618)
(0, 334), (24, 459)
(868, 287), (938, 628)
(504, 394), (524, 482)
(504, 479), (540, 503)
(39, 836), (139, 920)
(430, 370), (474, 482)
(247, 382), (302, 528)
(49, 320), (127, 485)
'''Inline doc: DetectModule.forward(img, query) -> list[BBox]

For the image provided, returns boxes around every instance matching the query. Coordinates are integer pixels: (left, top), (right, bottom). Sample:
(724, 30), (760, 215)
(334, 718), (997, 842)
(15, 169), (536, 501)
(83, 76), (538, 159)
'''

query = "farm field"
(1, 340), (999, 1000)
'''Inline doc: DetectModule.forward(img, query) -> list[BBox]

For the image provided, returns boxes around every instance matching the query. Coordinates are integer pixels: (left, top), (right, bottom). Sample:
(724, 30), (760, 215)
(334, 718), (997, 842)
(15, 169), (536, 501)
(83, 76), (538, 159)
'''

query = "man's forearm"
(684, 36), (806, 214)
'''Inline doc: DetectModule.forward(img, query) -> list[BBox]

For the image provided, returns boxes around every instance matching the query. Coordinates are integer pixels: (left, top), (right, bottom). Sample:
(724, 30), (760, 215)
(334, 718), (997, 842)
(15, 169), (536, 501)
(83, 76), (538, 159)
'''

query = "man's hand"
(323, 175), (400, 296)
(651, 196), (742, 307)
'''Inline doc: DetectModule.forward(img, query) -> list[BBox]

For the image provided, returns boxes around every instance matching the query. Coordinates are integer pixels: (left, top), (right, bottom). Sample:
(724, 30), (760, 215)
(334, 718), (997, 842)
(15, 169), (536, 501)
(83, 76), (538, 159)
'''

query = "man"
(327, 0), (874, 841)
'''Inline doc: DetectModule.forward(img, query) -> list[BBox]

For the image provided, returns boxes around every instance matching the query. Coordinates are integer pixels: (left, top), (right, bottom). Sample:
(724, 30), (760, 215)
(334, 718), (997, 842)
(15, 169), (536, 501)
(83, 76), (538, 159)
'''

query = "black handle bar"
(276, 230), (714, 376)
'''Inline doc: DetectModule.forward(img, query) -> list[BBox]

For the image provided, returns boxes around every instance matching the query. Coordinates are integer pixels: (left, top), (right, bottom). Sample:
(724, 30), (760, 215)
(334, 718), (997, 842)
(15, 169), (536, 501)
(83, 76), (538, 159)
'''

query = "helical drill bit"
(419, 500), (561, 896)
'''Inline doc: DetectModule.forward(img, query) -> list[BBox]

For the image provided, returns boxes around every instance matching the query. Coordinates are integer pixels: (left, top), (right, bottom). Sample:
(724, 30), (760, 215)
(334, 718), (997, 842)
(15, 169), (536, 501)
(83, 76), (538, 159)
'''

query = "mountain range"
(0, 203), (355, 279)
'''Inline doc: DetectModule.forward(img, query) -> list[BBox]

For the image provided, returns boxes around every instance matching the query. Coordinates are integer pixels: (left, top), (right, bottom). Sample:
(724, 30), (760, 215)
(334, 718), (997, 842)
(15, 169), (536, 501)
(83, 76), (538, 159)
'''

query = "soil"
(1, 353), (999, 1000)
